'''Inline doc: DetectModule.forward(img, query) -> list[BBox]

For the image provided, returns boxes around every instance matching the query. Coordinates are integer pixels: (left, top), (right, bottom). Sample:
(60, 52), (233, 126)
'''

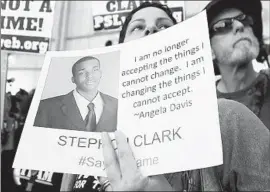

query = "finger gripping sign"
(1, 0), (55, 54)
(13, 11), (222, 176)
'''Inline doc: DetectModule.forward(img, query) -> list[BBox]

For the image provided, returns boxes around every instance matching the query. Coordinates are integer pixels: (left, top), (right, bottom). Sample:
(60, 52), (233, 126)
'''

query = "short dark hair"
(118, 2), (177, 44)
(72, 56), (100, 76)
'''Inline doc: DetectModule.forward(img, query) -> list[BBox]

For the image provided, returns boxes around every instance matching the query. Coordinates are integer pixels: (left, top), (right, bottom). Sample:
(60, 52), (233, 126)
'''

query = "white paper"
(13, 11), (223, 177)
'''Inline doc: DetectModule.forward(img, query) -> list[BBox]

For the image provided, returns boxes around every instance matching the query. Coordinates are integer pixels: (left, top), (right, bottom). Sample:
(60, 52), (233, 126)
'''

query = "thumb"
(13, 168), (21, 185)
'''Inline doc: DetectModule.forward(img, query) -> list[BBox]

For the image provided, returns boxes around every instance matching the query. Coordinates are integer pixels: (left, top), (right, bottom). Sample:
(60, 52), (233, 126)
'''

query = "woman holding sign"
(99, 2), (270, 192)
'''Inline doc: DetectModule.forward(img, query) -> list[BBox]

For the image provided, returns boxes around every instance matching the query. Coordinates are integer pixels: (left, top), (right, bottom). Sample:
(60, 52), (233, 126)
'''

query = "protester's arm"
(60, 173), (77, 192)
(2, 116), (16, 151)
(218, 99), (270, 191)
(101, 131), (173, 191)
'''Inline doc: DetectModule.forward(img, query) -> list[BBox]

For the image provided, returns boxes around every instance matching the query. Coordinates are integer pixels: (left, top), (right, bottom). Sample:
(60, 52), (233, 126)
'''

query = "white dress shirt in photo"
(73, 89), (103, 123)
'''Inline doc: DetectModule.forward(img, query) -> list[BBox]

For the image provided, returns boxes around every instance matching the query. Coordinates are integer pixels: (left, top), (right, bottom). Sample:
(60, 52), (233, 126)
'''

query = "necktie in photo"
(85, 103), (96, 131)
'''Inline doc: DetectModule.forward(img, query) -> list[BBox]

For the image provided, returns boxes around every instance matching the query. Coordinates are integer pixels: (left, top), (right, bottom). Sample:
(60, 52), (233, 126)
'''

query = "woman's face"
(124, 7), (175, 43)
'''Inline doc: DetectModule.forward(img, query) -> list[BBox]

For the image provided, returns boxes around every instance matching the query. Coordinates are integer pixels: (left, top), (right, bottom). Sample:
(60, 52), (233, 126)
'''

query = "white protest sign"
(1, 0), (56, 54)
(117, 10), (222, 175)
(13, 11), (222, 176)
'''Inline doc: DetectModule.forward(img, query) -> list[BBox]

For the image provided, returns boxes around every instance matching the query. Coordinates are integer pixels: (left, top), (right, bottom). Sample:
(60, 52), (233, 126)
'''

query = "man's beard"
(230, 47), (258, 69)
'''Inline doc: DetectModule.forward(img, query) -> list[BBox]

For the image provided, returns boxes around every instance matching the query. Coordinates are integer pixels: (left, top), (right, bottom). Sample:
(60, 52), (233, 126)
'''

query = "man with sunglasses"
(205, 0), (270, 131)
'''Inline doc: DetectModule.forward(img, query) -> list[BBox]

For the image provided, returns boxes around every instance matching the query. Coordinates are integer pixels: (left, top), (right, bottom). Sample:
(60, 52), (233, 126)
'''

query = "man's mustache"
(233, 37), (252, 47)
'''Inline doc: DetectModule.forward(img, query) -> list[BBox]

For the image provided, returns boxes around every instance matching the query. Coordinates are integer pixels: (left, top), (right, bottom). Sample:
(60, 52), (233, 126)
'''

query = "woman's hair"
(118, 2), (177, 44)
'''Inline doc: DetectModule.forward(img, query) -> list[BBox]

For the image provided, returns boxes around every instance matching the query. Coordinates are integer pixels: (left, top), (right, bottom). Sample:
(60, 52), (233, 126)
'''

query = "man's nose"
(145, 26), (158, 36)
(85, 72), (93, 78)
(232, 20), (245, 34)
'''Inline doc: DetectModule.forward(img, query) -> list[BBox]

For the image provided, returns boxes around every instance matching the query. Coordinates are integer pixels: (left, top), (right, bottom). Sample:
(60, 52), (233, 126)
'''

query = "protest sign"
(1, 0), (55, 54)
(13, 11), (222, 176)
(92, 0), (184, 31)
(16, 169), (54, 185)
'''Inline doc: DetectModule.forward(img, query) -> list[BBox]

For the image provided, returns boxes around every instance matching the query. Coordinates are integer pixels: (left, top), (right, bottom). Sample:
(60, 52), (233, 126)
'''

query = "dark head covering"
(205, 0), (262, 43)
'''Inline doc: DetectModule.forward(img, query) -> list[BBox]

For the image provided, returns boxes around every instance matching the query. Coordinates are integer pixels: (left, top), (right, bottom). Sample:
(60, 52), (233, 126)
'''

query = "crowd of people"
(2, 82), (35, 150)
(72, 0), (269, 191)
(1, 0), (270, 191)
(2, 80), (37, 192)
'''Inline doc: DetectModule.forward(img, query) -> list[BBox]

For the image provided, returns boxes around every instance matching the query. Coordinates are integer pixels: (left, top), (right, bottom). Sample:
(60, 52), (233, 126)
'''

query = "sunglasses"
(210, 14), (254, 37)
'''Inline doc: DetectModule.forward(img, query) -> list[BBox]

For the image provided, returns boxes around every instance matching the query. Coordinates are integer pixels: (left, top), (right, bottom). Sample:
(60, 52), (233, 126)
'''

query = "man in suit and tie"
(34, 56), (117, 132)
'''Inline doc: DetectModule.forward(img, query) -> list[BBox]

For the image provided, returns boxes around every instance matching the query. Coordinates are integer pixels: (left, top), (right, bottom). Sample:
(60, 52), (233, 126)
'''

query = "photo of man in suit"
(34, 56), (118, 132)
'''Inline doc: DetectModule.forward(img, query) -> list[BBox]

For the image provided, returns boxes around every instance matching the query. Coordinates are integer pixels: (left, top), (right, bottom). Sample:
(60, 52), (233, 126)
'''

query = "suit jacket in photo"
(34, 91), (117, 132)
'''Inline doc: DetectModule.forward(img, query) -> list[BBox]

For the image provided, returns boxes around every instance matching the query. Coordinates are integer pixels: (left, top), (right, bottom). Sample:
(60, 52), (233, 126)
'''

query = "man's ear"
(211, 48), (216, 60)
(71, 77), (74, 83)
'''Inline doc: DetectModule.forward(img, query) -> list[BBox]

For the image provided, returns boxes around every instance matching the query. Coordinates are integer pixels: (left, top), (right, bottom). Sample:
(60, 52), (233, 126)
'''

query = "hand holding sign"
(13, 11), (222, 177)
(101, 131), (173, 191)
(13, 168), (21, 185)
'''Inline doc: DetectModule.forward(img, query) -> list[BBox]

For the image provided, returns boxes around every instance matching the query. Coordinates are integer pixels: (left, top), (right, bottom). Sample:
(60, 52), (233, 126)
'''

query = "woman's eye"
(132, 25), (144, 32)
(158, 25), (167, 30)
(157, 22), (172, 30)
